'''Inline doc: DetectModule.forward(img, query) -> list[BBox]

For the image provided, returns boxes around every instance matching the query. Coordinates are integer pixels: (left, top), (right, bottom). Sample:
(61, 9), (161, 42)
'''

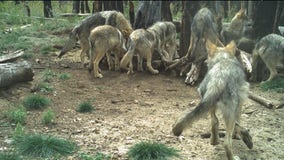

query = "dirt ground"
(1, 50), (284, 160)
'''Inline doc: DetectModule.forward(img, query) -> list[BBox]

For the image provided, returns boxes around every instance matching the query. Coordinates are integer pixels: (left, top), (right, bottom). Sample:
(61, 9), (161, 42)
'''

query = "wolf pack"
(58, 7), (284, 160)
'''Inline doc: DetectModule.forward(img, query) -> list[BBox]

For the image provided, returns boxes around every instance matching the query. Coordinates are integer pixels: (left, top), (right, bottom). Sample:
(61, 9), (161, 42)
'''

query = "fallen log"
(248, 92), (282, 109)
(0, 50), (24, 63)
(0, 61), (34, 88)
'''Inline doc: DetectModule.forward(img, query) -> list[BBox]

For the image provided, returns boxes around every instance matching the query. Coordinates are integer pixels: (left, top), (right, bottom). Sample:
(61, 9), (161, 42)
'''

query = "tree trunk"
(129, 1), (135, 27)
(179, 1), (200, 57)
(72, 1), (80, 13)
(116, 0), (124, 13)
(161, 1), (172, 21)
(92, 1), (102, 13)
(80, 1), (85, 13)
(43, 0), (53, 18)
(102, 1), (112, 11)
(85, 1), (90, 13)
(0, 61), (34, 89)
(145, 1), (162, 28)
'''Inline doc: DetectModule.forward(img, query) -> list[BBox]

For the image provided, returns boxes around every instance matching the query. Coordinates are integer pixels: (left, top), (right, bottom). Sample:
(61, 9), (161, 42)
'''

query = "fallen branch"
(248, 92), (281, 109)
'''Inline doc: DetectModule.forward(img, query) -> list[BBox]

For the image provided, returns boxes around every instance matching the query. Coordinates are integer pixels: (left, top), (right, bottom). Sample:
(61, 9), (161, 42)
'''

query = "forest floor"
(1, 49), (284, 160)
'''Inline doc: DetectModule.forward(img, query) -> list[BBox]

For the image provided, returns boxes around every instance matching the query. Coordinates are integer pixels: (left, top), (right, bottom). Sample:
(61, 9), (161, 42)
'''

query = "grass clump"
(13, 123), (25, 139)
(23, 95), (50, 110)
(57, 73), (71, 80)
(13, 133), (77, 158)
(260, 77), (284, 93)
(76, 101), (94, 113)
(34, 82), (54, 93)
(42, 108), (55, 125)
(127, 141), (180, 160)
(5, 107), (27, 124)
(40, 45), (56, 55)
(0, 152), (21, 160)
(41, 69), (56, 82)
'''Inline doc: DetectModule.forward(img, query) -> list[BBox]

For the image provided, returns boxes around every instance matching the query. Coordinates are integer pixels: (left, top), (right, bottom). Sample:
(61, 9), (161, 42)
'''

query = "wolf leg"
(93, 51), (105, 78)
(146, 51), (159, 74)
(235, 123), (253, 149)
(106, 52), (114, 71)
(210, 107), (219, 145)
(80, 38), (90, 67)
(114, 52), (120, 71)
(224, 115), (236, 160)
(137, 54), (144, 72)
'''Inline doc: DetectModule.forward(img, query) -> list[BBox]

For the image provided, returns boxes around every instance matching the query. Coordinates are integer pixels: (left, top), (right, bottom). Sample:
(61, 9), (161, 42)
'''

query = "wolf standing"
(172, 40), (253, 160)
(88, 25), (126, 78)
(251, 33), (284, 82)
(58, 11), (133, 66)
(120, 21), (177, 74)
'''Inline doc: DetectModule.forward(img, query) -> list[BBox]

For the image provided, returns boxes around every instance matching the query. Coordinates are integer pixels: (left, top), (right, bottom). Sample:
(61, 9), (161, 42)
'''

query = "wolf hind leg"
(210, 107), (219, 145)
(80, 38), (90, 68)
(93, 51), (105, 78)
(235, 122), (253, 149)
(223, 113), (236, 160)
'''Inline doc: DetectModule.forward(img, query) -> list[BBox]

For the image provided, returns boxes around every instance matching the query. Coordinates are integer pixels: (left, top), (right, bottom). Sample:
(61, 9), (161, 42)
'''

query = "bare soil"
(1, 50), (284, 160)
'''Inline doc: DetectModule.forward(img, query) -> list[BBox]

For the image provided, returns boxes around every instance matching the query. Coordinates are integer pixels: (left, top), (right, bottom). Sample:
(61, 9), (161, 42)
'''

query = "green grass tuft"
(13, 134), (77, 158)
(42, 108), (55, 125)
(23, 95), (50, 110)
(260, 77), (284, 93)
(6, 107), (27, 124)
(34, 82), (54, 93)
(13, 123), (25, 139)
(41, 69), (56, 82)
(0, 152), (21, 160)
(57, 73), (71, 80)
(76, 101), (94, 113)
(127, 141), (180, 160)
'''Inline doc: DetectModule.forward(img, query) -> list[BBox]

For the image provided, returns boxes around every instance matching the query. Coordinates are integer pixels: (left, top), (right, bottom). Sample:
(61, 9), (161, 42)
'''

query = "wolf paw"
(151, 69), (159, 75)
(95, 74), (103, 78)
(233, 155), (241, 160)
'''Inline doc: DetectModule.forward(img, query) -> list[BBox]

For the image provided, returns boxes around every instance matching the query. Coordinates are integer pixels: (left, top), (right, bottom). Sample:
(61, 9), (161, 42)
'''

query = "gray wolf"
(251, 33), (284, 82)
(183, 7), (223, 85)
(120, 21), (177, 74)
(88, 25), (126, 78)
(221, 9), (254, 47)
(58, 10), (133, 66)
(172, 40), (253, 160)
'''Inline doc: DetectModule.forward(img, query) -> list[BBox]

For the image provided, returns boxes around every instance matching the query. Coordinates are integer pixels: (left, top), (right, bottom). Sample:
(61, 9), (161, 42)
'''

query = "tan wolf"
(251, 33), (284, 82)
(88, 25), (126, 78)
(120, 21), (177, 74)
(172, 40), (253, 160)
(58, 11), (133, 66)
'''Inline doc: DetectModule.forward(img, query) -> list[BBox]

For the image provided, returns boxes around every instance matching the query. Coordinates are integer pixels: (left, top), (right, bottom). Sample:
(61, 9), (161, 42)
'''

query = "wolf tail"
(172, 86), (223, 136)
(120, 38), (135, 70)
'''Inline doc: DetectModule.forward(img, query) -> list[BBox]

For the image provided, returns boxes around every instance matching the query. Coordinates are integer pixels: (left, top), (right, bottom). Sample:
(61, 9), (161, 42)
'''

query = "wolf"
(58, 10), (133, 66)
(120, 21), (177, 74)
(221, 9), (254, 48)
(88, 25), (126, 78)
(183, 7), (223, 85)
(172, 40), (253, 160)
(251, 33), (284, 82)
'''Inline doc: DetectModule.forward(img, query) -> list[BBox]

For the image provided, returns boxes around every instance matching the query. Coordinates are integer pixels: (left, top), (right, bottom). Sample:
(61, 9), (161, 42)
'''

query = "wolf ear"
(206, 39), (217, 57)
(225, 41), (237, 56)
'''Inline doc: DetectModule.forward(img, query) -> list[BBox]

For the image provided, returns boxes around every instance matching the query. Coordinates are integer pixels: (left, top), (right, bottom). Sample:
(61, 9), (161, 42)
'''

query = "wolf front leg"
(93, 51), (105, 78)
(146, 50), (159, 74)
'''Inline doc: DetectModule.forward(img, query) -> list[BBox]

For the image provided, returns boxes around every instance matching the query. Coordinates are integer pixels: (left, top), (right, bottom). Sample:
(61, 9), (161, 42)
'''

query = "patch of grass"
(21, 52), (34, 59)
(5, 107), (27, 125)
(41, 69), (56, 82)
(40, 45), (56, 55)
(23, 95), (50, 110)
(13, 133), (77, 158)
(0, 152), (21, 160)
(13, 122), (25, 139)
(127, 141), (180, 160)
(42, 108), (55, 125)
(34, 82), (54, 93)
(79, 152), (111, 160)
(76, 101), (94, 113)
(260, 77), (284, 93)
(57, 73), (71, 80)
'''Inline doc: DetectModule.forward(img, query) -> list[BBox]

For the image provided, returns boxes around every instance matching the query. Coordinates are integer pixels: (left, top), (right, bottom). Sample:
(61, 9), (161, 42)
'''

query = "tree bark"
(43, 0), (53, 18)
(161, 1), (172, 21)
(0, 61), (34, 89)
(72, 1), (80, 13)
(129, 1), (135, 27)
(85, 1), (90, 13)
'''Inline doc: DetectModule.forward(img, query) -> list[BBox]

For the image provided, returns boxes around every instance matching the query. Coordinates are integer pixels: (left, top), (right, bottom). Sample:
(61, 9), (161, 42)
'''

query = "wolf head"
(58, 31), (78, 58)
(206, 40), (237, 67)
